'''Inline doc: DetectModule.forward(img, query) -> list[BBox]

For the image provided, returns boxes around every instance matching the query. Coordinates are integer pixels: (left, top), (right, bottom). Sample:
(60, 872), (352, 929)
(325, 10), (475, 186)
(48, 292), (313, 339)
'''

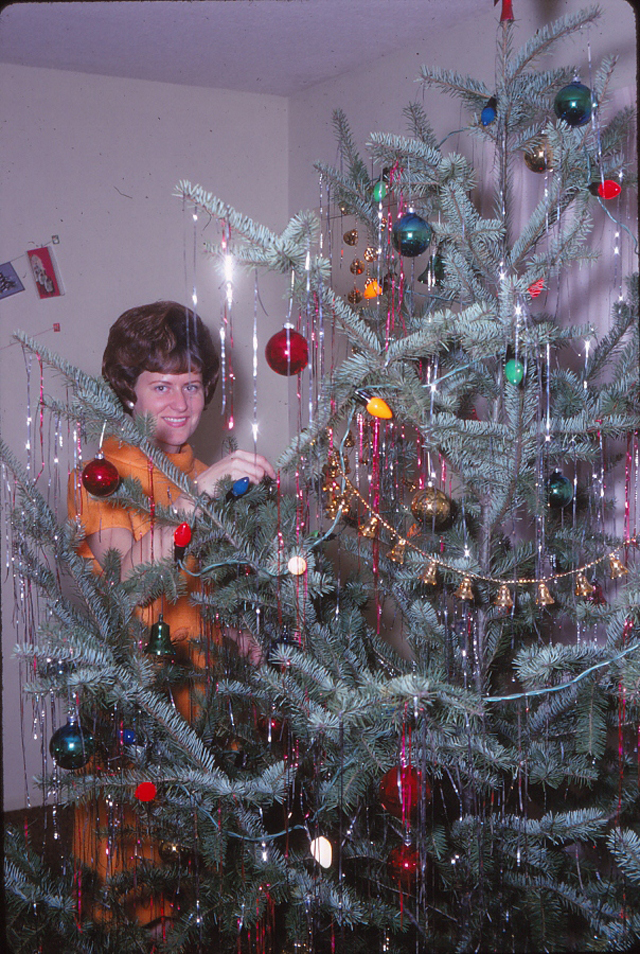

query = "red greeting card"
(27, 246), (64, 299)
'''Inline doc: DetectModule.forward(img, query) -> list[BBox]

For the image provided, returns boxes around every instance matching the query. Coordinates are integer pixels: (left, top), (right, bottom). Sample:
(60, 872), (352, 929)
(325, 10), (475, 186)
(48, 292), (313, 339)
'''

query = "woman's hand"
(194, 450), (276, 498)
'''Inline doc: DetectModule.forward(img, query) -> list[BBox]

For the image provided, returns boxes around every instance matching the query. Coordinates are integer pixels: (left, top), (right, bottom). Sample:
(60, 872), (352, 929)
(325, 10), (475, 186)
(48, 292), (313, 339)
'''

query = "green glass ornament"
(505, 358), (524, 385)
(392, 212), (432, 258)
(144, 615), (174, 656)
(548, 470), (574, 509)
(50, 719), (95, 770)
(554, 81), (591, 127)
(418, 249), (445, 287)
(372, 180), (387, 202)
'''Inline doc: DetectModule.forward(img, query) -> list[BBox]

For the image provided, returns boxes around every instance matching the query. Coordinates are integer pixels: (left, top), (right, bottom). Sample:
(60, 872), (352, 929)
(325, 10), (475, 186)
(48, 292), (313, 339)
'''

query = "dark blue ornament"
(392, 212), (432, 258)
(481, 97), (497, 126)
(50, 720), (95, 770)
(548, 471), (574, 509)
(122, 728), (137, 746)
(554, 81), (591, 127)
(231, 476), (250, 498)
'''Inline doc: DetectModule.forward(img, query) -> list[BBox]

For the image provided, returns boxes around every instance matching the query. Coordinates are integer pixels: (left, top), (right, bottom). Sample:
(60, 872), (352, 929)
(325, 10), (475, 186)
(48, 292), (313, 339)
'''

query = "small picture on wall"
(0, 261), (26, 300)
(27, 246), (64, 299)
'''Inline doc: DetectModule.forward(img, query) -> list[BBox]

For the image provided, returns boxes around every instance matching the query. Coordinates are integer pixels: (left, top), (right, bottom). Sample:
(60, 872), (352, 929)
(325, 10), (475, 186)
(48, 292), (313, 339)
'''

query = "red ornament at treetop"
(387, 842), (420, 887)
(379, 765), (428, 820)
(82, 455), (120, 497)
(265, 324), (309, 376)
(494, 0), (514, 22)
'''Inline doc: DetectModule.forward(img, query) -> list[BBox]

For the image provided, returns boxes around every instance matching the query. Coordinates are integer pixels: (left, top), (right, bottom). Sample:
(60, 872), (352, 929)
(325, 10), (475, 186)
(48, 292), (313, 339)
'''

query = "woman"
(68, 300), (274, 926)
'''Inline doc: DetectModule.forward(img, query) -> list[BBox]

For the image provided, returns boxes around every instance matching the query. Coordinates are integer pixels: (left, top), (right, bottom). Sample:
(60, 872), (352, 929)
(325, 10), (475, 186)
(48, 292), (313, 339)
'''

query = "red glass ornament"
(379, 765), (428, 819)
(528, 278), (545, 298)
(265, 324), (309, 375)
(589, 582), (607, 606)
(387, 843), (420, 887)
(135, 781), (157, 802)
(82, 456), (120, 497)
(174, 523), (192, 548)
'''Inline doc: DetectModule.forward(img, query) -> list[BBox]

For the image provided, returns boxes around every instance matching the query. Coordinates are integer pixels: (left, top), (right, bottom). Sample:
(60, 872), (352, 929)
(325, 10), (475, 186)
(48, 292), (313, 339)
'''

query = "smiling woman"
(67, 301), (274, 924)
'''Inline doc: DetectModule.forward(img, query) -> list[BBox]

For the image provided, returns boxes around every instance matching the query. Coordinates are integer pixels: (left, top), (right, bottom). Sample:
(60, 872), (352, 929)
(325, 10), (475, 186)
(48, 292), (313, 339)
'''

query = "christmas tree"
(4, 5), (640, 952)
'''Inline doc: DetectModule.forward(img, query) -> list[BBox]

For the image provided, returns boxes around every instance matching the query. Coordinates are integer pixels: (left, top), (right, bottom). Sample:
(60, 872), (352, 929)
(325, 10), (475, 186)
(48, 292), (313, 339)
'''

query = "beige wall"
(1, 0), (636, 809)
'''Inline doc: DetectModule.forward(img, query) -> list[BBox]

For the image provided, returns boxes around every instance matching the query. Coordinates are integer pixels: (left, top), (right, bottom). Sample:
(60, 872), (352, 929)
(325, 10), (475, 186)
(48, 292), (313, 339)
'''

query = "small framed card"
(0, 261), (25, 300)
(27, 246), (64, 299)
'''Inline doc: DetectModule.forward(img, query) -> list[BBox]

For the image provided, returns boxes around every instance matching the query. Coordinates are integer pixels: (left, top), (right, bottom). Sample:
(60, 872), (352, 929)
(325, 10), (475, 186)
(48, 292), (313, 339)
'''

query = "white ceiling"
(0, 0), (485, 97)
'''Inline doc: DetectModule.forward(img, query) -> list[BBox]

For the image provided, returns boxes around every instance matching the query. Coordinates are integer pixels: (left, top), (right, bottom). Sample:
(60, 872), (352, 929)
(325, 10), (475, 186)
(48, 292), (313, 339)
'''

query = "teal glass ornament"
(372, 180), (387, 202)
(554, 81), (591, 127)
(505, 358), (524, 385)
(50, 719), (95, 770)
(548, 470), (574, 509)
(392, 212), (432, 258)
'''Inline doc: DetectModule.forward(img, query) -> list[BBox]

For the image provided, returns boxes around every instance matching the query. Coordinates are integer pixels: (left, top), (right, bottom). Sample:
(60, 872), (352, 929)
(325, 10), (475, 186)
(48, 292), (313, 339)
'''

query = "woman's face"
(133, 369), (205, 454)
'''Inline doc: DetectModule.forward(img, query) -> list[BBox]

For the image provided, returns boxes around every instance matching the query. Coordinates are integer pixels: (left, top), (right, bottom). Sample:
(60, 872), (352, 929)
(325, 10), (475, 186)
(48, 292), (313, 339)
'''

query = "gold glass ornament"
(609, 555), (628, 579)
(363, 246), (378, 263)
(575, 573), (595, 598)
(455, 576), (474, 601)
(350, 258), (364, 275)
(524, 137), (553, 173)
(494, 583), (514, 609)
(421, 561), (438, 585)
(347, 287), (363, 305)
(536, 582), (555, 606)
(344, 430), (355, 448)
(343, 228), (358, 246)
(411, 485), (451, 531)
(388, 539), (406, 563)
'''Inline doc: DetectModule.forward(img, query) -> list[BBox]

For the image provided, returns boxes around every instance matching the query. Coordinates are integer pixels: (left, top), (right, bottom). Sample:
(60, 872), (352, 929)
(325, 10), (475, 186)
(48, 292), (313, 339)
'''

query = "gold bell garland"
(329, 461), (636, 604)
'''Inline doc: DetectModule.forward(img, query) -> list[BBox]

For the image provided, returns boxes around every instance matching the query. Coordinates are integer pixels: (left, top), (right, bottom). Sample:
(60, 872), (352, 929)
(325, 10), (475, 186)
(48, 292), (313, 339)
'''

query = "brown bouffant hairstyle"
(102, 301), (220, 413)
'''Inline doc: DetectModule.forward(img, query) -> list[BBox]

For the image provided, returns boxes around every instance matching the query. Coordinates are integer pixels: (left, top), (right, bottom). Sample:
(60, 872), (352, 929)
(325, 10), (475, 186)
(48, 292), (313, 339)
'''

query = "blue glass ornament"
(481, 97), (497, 126)
(122, 728), (137, 746)
(392, 212), (432, 258)
(548, 471), (573, 509)
(554, 81), (591, 127)
(50, 720), (95, 770)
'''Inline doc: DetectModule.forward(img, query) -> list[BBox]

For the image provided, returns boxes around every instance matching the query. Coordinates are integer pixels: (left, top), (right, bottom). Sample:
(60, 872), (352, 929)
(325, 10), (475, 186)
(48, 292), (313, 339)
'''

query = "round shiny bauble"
(343, 228), (358, 246)
(363, 246), (378, 263)
(350, 258), (364, 275)
(554, 81), (591, 127)
(287, 554), (308, 576)
(505, 358), (525, 385)
(392, 212), (432, 258)
(135, 781), (157, 802)
(265, 325), (309, 376)
(387, 843), (420, 887)
(372, 180), (387, 202)
(81, 456), (120, 497)
(347, 288), (363, 305)
(548, 471), (573, 509)
(410, 486), (451, 531)
(379, 765), (428, 819)
(50, 720), (95, 770)
(524, 138), (553, 173)
(481, 97), (497, 126)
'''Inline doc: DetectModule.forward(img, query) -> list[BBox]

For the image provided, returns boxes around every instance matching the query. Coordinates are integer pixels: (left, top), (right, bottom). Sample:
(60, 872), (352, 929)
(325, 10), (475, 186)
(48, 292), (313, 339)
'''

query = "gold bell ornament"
(609, 555), (628, 579)
(360, 515), (380, 539)
(421, 561), (438, 586)
(535, 582), (555, 606)
(575, 573), (595, 598)
(454, 576), (474, 601)
(388, 539), (407, 564)
(494, 583), (514, 610)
